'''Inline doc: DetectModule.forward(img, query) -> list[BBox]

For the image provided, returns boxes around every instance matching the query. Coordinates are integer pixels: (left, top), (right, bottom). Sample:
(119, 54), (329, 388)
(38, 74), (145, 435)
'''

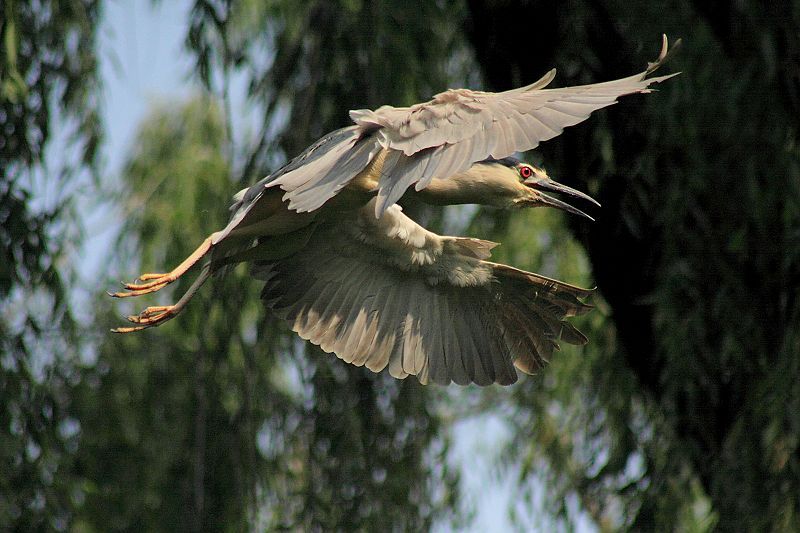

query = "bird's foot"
(110, 264), (212, 334)
(112, 305), (179, 333)
(109, 273), (177, 298)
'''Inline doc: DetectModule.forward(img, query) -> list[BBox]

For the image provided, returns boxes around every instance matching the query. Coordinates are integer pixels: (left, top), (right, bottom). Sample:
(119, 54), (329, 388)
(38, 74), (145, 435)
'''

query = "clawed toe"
(127, 305), (177, 325)
(121, 274), (176, 292)
(137, 272), (168, 281)
(112, 305), (178, 333)
(109, 280), (172, 298)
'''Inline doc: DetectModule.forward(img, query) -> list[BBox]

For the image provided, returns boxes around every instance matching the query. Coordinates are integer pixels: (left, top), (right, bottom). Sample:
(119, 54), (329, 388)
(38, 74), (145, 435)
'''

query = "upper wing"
(260, 35), (678, 217)
(213, 125), (366, 245)
(251, 199), (591, 386)
(360, 35), (678, 214)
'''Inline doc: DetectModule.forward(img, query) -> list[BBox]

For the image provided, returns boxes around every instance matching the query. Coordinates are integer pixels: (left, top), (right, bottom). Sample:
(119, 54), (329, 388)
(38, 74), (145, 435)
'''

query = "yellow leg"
(112, 266), (211, 333)
(109, 236), (213, 298)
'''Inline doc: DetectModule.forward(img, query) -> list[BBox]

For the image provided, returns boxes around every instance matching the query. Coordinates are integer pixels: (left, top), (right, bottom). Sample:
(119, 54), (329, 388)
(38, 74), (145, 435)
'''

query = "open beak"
(524, 175), (600, 221)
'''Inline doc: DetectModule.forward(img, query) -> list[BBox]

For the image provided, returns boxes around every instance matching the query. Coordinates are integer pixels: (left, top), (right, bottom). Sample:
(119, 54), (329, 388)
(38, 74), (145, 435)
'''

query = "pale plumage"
(110, 35), (679, 386)
(252, 199), (591, 385)
(265, 35), (677, 217)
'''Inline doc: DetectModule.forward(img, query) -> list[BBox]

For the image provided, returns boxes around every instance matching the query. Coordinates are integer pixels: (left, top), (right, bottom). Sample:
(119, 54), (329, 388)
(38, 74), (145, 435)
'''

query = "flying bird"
(110, 35), (678, 386)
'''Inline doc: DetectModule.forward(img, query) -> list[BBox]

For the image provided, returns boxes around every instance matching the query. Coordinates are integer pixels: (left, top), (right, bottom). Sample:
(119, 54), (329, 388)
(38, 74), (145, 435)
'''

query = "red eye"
(519, 166), (533, 179)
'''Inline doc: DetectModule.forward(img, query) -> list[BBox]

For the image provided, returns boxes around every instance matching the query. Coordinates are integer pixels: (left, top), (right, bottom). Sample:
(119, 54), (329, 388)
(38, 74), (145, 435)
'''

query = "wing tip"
(645, 34), (682, 77)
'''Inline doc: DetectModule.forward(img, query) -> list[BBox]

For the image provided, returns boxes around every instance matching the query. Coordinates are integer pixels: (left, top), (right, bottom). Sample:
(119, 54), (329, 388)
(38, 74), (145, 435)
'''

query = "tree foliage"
(4, 0), (799, 531)
(1, 0), (101, 297)
(69, 0), (468, 526)
(70, 97), (272, 531)
(1, 1), (101, 529)
(466, 0), (800, 529)
(183, 1), (470, 528)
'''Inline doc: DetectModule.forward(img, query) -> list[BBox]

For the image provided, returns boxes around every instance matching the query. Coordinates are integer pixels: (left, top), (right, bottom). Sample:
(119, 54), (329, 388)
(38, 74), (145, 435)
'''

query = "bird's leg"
(112, 265), (211, 333)
(110, 236), (213, 298)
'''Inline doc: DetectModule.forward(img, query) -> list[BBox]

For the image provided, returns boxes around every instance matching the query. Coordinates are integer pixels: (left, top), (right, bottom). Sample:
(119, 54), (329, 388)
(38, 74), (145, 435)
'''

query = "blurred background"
(2, 1), (799, 531)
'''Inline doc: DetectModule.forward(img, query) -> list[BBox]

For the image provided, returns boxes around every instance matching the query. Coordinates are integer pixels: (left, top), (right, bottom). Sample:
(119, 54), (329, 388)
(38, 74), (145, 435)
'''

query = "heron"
(110, 36), (678, 386)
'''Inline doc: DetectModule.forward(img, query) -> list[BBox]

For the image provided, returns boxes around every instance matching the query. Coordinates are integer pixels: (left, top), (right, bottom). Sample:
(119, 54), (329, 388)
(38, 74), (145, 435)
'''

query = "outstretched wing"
(251, 199), (591, 386)
(263, 35), (678, 217)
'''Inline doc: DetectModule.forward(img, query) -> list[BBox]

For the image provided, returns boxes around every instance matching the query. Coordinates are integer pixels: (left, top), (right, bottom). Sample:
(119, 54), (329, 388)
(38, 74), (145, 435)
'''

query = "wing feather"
(459, 298), (494, 386)
(487, 304), (518, 385)
(313, 278), (353, 352)
(415, 286), (435, 385)
(284, 136), (379, 212)
(339, 268), (382, 363)
(364, 41), (676, 215)
(363, 283), (401, 372)
(505, 112), (537, 150)
(459, 297), (495, 384)
(503, 308), (545, 375)
(255, 199), (591, 385)
(330, 264), (371, 362)
(400, 285), (420, 376)
(439, 292), (463, 386)
(432, 289), (455, 385)
(559, 321), (589, 346)
(375, 149), (431, 214)
(388, 324), (409, 379)
(228, 39), (676, 222)
(504, 298), (553, 368)
(342, 307), (371, 365)
(286, 279), (323, 334)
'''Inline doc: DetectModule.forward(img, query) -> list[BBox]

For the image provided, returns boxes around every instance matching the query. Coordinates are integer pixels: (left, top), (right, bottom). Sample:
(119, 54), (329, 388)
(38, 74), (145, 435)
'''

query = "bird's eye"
(519, 166), (533, 179)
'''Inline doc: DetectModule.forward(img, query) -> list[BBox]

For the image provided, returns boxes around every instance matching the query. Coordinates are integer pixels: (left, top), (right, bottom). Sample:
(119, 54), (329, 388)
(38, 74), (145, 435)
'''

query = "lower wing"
(251, 201), (592, 386)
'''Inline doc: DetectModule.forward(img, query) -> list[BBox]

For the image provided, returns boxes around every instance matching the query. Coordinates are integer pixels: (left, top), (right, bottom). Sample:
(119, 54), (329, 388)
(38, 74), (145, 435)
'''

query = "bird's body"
(111, 36), (679, 386)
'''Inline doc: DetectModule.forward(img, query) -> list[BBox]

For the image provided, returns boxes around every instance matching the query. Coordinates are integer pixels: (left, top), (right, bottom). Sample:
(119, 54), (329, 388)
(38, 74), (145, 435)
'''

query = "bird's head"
(476, 157), (599, 220)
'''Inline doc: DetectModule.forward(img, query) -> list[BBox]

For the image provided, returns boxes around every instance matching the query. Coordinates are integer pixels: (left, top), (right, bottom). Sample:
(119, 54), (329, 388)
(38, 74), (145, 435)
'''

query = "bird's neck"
(412, 167), (524, 208)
